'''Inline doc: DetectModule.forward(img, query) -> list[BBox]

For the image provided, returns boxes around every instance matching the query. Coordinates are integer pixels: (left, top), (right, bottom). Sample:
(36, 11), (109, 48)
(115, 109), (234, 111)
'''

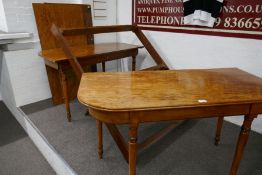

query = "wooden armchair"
(51, 23), (173, 159)
(52, 23), (224, 163)
(61, 25), (169, 71)
(50, 24), (105, 158)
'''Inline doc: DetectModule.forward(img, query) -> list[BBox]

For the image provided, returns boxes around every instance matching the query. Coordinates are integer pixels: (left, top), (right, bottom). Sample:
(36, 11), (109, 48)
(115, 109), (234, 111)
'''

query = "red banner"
(133, 0), (262, 40)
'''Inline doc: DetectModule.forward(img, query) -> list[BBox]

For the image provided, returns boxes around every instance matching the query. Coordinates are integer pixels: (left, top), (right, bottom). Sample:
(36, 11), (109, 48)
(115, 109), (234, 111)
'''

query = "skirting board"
(2, 100), (77, 175)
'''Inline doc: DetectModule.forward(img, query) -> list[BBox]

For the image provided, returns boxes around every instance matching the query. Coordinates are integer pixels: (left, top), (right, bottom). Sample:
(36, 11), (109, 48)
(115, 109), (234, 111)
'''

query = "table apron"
(89, 103), (254, 124)
(89, 108), (129, 124)
(250, 103), (262, 115)
(136, 104), (252, 123)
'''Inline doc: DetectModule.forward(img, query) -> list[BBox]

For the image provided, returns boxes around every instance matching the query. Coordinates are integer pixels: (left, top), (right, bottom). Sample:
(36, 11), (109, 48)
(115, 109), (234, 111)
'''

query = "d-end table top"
(40, 42), (143, 63)
(78, 68), (262, 112)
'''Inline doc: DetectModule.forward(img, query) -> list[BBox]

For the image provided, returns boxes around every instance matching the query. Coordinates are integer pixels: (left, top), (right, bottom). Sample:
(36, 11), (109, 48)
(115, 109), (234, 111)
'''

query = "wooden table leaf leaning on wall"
(78, 68), (262, 175)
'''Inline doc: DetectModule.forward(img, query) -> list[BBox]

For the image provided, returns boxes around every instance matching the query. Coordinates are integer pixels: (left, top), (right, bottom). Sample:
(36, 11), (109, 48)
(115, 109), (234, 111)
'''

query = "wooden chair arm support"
(51, 24), (84, 81)
(62, 24), (169, 70)
(62, 25), (134, 36)
(141, 64), (169, 71)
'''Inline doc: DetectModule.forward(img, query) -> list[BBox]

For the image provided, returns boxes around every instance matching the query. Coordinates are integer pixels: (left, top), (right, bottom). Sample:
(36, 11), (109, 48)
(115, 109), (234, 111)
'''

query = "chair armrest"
(62, 25), (169, 70)
(62, 25), (134, 36)
(141, 64), (169, 71)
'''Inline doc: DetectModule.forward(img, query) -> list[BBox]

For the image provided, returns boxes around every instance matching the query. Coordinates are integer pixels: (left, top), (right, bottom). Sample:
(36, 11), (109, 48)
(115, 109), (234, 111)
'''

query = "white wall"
(83, 0), (119, 71)
(0, 0), (8, 31)
(0, 50), (2, 101)
(0, 50), (2, 80)
(0, 54), (17, 106)
(2, 0), (82, 40)
(2, 0), (116, 42)
(117, 1), (262, 133)
(2, 49), (51, 106)
(83, 0), (117, 42)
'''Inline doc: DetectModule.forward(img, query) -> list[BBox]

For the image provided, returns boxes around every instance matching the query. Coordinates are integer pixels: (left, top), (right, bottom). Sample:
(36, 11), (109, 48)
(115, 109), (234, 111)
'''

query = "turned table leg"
(96, 120), (103, 159)
(215, 116), (224, 146)
(129, 122), (138, 175)
(132, 56), (136, 71)
(59, 68), (71, 122)
(229, 115), (256, 175)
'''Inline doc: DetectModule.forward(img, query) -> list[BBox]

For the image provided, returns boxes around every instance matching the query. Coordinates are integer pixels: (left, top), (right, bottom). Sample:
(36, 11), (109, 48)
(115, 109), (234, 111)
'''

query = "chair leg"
(59, 68), (71, 122)
(132, 56), (136, 71)
(102, 62), (106, 72)
(96, 120), (103, 159)
(85, 108), (89, 116)
(215, 116), (224, 146)
(97, 63), (105, 159)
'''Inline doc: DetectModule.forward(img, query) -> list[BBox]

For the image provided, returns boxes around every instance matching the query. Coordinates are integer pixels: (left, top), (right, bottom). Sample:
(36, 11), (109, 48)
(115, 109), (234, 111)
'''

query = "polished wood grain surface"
(78, 68), (262, 111)
(40, 43), (143, 63)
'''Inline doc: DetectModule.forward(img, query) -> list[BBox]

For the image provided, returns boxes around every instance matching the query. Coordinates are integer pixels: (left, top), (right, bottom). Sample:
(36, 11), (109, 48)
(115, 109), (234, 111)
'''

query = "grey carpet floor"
(0, 101), (55, 175)
(22, 99), (262, 175)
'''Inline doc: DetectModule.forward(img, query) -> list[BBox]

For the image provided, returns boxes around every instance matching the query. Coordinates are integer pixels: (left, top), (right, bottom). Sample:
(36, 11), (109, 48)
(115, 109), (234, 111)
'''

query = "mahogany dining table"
(77, 68), (262, 175)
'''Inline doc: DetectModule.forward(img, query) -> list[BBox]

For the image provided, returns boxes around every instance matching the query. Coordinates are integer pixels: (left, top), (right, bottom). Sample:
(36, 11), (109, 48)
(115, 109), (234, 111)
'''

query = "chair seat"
(40, 43), (143, 63)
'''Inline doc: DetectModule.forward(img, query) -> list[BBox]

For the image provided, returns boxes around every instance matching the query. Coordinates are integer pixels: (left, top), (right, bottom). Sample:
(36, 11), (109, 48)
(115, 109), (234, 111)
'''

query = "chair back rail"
(62, 25), (169, 69)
